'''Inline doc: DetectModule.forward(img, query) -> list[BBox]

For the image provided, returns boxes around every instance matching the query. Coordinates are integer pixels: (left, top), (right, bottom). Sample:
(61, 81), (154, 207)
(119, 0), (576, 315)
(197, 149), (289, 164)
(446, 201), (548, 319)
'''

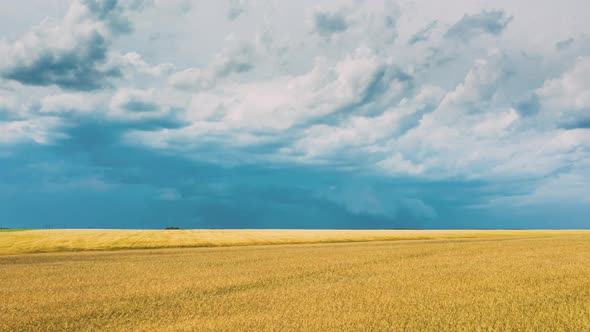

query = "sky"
(0, 0), (589, 229)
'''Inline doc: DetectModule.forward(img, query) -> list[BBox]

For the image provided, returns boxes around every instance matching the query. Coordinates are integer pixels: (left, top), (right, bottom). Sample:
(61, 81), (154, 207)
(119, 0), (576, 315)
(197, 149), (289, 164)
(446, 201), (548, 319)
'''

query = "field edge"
(2, 229), (589, 256)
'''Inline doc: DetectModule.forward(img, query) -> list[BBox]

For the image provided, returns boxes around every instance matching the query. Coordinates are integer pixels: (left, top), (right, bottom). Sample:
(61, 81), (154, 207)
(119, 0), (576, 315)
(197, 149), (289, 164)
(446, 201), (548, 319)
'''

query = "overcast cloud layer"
(1, 0), (589, 229)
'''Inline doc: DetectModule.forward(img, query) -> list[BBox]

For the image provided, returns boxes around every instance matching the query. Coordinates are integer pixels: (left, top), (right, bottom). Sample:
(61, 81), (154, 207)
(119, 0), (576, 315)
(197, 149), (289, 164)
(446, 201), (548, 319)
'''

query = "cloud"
(0, 95), (20, 120)
(515, 95), (540, 117)
(377, 153), (426, 176)
(408, 21), (437, 45)
(118, 52), (174, 76)
(512, 172), (590, 206)
(555, 38), (575, 51)
(149, 0), (192, 13)
(0, 116), (64, 145)
(40, 92), (101, 114)
(212, 41), (256, 77)
(307, 1), (400, 49)
(536, 56), (590, 128)
(0, 0), (145, 91)
(168, 41), (256, 91)
(3, 0), (590, 228)
(35, 86), (182, 127)
(168, 68), (211, 91)
(109, 88), (172, 121)
(312, 180), (445, 223)
(227, 0), (247, 20)
(82, 0), (136, 34)
(366, 55), (587, 181)
(133, 47), (412, 155)
(445, 10), (512, 41)
(436, 57), (506, 115)
(1, 30), (119, 91)
(401, 198), (437, 219)
(112, 89), (158, 113)
(2, 131), (454, 228)
(312, 9), (349, 38)
(283, 84), (442, 164)
(136, 46), (590, 190)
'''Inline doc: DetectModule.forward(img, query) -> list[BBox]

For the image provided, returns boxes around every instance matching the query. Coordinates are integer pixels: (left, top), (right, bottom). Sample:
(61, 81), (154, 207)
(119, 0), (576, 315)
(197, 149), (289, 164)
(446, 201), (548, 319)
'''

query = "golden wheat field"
(0, 229), (584, 255)
(2, 230), (590, 331)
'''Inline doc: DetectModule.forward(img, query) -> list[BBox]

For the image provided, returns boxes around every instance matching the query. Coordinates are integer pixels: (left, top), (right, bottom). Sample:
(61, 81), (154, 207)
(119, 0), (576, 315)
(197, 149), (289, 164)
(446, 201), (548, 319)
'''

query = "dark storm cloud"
(2, 32), (121, 91)
(0, 0), (147, 91)
(0, 120), (503, 230)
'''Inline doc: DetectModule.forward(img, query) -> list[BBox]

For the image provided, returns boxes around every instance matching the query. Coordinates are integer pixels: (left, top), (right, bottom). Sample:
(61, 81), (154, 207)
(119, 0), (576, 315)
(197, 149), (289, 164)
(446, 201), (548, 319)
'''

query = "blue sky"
(1, 0), (589, 229)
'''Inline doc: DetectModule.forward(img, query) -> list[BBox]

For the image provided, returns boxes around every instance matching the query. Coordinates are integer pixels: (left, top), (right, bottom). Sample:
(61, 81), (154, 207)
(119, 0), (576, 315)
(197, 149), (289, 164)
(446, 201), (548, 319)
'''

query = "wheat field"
(2, 231), (590, 331)
(0, 229), (585, 255)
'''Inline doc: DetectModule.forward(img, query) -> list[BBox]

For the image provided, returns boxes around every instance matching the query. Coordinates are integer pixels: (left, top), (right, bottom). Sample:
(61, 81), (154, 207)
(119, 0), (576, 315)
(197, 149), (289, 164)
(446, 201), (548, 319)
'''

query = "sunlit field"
(2, 231), (590, 331)
(0, 229), (584, 255)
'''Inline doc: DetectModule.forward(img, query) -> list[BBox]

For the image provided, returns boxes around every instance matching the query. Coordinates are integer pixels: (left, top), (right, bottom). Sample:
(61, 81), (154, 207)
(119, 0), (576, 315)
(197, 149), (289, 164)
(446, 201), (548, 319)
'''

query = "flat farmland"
(1, 231), (590, 331)
(0, 229), (583, 255)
